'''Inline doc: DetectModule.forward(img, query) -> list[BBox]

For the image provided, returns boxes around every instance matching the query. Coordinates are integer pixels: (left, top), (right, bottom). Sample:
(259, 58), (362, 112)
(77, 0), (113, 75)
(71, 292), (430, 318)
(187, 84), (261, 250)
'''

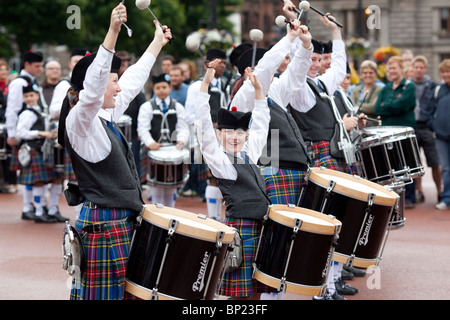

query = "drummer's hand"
(282, 0), (298, 22)
(148, 142), (162, 150)
(342, 113), (358, 131)
(7, 137), (17, 147)
(200, 60), (218, 93)
(358, 113), (367, 129)
(176, 141), (185, 150)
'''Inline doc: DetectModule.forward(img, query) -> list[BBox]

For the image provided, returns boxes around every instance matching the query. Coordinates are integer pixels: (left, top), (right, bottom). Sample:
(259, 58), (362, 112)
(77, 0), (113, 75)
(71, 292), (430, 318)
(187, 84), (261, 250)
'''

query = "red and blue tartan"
(17, 150), (55, 185)
(70, 202), (137, 300)
(307, 141), (362, 176)
(218, 217), (273, 298)
(261, 166), (307, 205)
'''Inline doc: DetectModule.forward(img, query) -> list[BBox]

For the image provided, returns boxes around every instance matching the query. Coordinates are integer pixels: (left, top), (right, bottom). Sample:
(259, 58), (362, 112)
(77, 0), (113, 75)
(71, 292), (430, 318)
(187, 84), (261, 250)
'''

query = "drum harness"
(137, 205), (225, 300)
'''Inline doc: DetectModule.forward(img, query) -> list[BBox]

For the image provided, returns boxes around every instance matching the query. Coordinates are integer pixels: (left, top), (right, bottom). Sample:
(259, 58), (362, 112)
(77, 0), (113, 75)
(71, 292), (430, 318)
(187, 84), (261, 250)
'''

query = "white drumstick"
(249, 29), (263, 70)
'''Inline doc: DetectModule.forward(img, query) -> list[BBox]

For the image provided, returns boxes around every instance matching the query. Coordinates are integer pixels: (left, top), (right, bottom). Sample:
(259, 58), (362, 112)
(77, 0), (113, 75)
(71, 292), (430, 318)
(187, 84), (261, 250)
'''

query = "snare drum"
(0, 123), (7, 160)
(253, 204), (341, 296)
(147, 145), (189, 187)
(357, 126), (424, 186)
(117, 114), (132, 143)
(126, 204), (235, 300)
(53, 141), (65, 172)
(298, 167), (398, 268)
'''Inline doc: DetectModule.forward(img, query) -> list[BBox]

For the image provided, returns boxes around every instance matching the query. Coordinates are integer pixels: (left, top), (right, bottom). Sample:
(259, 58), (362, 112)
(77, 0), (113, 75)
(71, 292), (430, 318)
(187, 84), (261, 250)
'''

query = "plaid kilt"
(308, 141), (362, 176)
(17, 150), (54, 185)
(261, 166), (307, 205)
(9, 148), (19, 172)
(64, 150), (76, 182)
(139, 143), (149, 184)
(198, 162), (212, 181)
(70, 202), (137, 300)
(218, 218), (274, 298)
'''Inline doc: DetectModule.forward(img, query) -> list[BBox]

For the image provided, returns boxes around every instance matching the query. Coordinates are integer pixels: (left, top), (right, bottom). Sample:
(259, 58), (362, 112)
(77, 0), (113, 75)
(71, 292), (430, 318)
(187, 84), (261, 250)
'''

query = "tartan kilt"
(218, 218), (274, 298)
(17, 150), (54, 185)
(64, 150), (77, 182)
(261, 166), (307, 205)
(308, 141), (362, 176)
(198, 162), (211, 181)
(139, 143), (149, 184)
(70, 202), (138, 300)
(9, 148), (19, 172)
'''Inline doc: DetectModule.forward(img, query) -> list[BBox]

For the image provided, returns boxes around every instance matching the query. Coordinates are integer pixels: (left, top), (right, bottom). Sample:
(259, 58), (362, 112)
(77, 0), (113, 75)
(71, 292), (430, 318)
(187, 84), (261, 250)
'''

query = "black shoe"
(341, 268), (354, 280)
(344, 265), (366, 277)
(335, 278), (358, 295)
(50, 211), (70, 223)
(35, 213), (57, 223)
(21, 210), (35, 220)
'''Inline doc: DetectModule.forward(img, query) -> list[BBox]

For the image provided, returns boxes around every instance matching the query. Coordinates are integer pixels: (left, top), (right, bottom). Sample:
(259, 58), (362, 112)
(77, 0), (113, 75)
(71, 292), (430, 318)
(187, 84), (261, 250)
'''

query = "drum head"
(269, 204), (341, 235)
(142, 204), (235, 243)
(148, 145), (190, 164)
(307, 167), (398, 206)
(362, 126), (414, 137)
(118, 114), (132, 125)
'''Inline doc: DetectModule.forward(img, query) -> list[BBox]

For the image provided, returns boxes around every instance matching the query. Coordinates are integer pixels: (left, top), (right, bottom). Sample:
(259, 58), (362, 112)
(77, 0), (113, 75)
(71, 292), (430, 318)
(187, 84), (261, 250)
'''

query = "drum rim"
(148, 145), (190, 163)
(332, 252), (378, 269)
(362, 125), (414, 135)
(253, 268), (325, 296)
(142, 204), (235, 243)
(125, 279), (179, 300)
(269, 204), (341, 235)
(308, 167), (398, 206)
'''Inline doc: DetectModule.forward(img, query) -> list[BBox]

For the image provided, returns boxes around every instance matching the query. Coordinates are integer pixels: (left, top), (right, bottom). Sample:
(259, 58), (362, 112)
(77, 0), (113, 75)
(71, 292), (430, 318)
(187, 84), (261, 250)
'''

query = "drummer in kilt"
(58, 4), (173, 300)
(137, 73), (189, 208)
(16, 83), (68, 223)
(196, 61), (272, 300)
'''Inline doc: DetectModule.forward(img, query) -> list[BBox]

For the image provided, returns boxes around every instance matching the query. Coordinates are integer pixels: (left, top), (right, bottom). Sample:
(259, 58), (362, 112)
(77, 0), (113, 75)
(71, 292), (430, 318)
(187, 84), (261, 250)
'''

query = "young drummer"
(16, 83), (68, 223)
(195, 61), (271, 300)
(137, 73), (189, 207)
(59, 4), (172, 300)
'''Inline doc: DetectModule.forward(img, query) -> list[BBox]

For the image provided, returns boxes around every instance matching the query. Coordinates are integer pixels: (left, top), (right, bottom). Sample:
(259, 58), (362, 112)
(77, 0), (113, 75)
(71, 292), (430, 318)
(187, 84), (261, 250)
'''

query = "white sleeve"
(16, 111), (39, 140)
(195, 91), (237, 180)
(5, 78), (27, 137)
(137, 101), (155, 147)
(244, 98), (270, 164)
(49, 80), (71, 120)
(318, 40), (347, 95)
(174, 102), (190, 145)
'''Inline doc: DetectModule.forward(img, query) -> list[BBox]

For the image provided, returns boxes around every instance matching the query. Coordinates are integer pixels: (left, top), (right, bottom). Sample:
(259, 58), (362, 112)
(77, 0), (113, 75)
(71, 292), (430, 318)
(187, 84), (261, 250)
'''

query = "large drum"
(0, 123), (7, 160)
(147, 144), (189, 188)
(357, 126), (424, 186)
(253, 204), (341, 296)
(126, 204), (235, 300)
(297, 167), (398, 268)
(117, 114), (132, 143)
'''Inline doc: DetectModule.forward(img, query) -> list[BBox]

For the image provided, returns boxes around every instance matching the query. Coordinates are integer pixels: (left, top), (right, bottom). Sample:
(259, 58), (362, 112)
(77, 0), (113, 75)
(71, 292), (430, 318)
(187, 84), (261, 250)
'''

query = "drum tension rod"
(320, 180), (336, 213)
(150, 219), (179, 300)
(202, 231), (225, 300)
(278, 218), (302, 293)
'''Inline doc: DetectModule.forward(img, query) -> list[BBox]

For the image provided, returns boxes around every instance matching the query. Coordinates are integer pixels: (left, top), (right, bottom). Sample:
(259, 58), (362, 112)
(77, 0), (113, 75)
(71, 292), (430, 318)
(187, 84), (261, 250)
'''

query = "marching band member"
(59, 3), (172, 300)
(137, 73), (189, 208)
(196, 60), (271, 300)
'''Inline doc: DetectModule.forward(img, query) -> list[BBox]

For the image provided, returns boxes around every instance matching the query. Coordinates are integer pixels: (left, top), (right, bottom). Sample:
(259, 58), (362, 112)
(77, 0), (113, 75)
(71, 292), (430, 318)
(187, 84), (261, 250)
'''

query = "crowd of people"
(0, 0), (449, 301)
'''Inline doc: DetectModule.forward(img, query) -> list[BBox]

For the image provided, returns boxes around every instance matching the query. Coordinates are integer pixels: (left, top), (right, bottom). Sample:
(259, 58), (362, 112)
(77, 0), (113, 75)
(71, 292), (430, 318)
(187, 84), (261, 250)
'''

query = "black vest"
(150, 99), (177, 143)
(216, 153), (271, 220)
(289, 78), (337, 143)
(65, 118), (144, 213)
(21, 107), (45, 151)
(259, 98), (309, 170)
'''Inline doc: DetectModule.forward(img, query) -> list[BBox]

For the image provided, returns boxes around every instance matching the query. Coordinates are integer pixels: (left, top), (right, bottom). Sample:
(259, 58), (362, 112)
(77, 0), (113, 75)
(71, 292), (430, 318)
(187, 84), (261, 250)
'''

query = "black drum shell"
(298, 181), (392, 262)
(126, 219), (228, 300)
(255, 218), (334, 287)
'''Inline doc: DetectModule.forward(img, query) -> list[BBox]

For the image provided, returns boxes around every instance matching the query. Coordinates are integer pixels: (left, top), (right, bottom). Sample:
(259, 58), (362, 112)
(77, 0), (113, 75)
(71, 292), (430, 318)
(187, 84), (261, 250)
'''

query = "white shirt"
(16, 105), (42, 141)
(66, 45), (157, 163)
(291, 39), (347, 111)
(195, 91), (270, 180)
(5, 70), (36, 137)
(231, 36), (315, 113)
(137, 96), (189, 147)
(49, 78), (71, 120)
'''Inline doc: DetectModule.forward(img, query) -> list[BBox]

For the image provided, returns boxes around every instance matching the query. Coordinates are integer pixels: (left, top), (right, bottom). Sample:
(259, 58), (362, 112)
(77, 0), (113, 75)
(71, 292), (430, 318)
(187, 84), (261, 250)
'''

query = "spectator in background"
(41, 60), (62, 107)
(169, 64), (189, 106)
(375, 56), (417, 208)
(410, 55), (442, 204)
(161, 55), (175, 74)
(350, 60), (383, 127)
(179, 60), (194, 84)
(427, 59), (450, 210)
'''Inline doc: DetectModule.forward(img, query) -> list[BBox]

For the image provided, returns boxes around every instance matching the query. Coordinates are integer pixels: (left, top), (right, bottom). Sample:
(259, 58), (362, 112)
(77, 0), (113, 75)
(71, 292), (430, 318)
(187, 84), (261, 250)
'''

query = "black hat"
(229, 43), (252, 67)
(322, 41), (333, 54)
(71, 53), (122, 90)
(71, 48), (89, 57)
(23, 83), (39, 94)
(206, 49), (226, 61)
(152, 73), (171, 85)
(237, 48), (268, 75)
(23, 50), (43, 64)
(311, 39), (324, 54)
(217, 107), (252, 131)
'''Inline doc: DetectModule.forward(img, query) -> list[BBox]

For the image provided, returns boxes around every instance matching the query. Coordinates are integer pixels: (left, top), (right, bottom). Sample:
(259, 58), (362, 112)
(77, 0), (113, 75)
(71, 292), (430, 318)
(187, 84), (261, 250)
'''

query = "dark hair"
(230, 76), (245, 102)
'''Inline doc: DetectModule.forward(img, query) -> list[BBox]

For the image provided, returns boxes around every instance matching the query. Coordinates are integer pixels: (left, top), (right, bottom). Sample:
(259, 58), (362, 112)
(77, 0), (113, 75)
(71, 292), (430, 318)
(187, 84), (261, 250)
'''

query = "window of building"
(441, 8), (450, 37)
